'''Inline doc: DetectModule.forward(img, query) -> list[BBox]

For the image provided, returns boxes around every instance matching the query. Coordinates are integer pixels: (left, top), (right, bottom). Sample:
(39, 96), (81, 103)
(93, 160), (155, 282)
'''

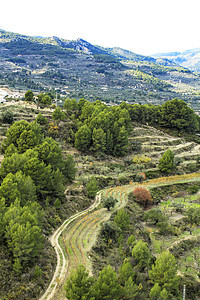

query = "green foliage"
(64, 98), (78, 116)
(25, 90), (34, 102)
(52, 107), (66, 124)
(0, 171), (37, 206)
(119, 260), (134, 285)
(185, 207), (200, 225)
(75, 124), (92, 152)
(123, 277), (142, 300)
(149, 251), (179, 293)
(132, 240), (151, 269)
(158, 149), (176, 173)
(2, 120), (42, 153)
(37, 93), (52, 107)
(33, 265), (42, 278)
(54, 198), (61, 209)
(2, 110), (14, 124)
(36, 113), (47, 125)
(103, 196), (117, 211)
(100, 221), (121, 244)
(3, 199), (43, 266)
(149, 283), (161, 300)
(36, 137), (63, 170)
(61, 154), (77, 182)
(114, 209), (130, 230)
(86, 176), (98, 199)
(91, 128), (106, 152)
(65, 265), (94, 300)
(93, 265), (122, 300)
(72, 100), (129, 156)
(144, 209), (167, 225)
(13, 258), (22, 276)
(160, 98), (199, 133)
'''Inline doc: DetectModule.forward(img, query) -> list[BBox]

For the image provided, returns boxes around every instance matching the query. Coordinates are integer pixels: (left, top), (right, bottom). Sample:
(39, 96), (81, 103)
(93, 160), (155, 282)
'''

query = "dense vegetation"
(0, 115), (77, 299)
(63, 97), (200, 158)
(0, 94), (200, 299)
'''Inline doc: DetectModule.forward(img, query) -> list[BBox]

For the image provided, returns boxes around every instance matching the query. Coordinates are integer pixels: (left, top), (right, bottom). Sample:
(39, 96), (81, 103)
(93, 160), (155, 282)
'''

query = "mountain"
(0, 29), (200, 114)
(153, 48), (200, 73)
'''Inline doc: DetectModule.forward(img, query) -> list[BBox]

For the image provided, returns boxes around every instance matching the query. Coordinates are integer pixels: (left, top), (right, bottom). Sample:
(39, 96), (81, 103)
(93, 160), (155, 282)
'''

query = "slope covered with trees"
(0, 95), (200, 299)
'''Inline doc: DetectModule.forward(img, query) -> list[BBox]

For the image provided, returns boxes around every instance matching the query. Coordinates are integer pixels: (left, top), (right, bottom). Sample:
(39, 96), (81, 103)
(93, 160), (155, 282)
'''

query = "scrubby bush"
(133, 187), (153, 208)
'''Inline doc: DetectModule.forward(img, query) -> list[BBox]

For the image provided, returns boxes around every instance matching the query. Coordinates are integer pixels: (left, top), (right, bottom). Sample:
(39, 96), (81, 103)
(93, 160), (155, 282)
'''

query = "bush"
(133, 187), (153, 208)
(2, 110), (14, 124)
(187, 185), (199, 194)
(132, 155), (151, 164)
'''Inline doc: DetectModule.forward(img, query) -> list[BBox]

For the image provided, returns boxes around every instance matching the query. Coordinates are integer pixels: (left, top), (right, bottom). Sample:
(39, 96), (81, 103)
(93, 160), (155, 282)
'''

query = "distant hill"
(153, 48), (200, 73)
(0, 29), (200, 114)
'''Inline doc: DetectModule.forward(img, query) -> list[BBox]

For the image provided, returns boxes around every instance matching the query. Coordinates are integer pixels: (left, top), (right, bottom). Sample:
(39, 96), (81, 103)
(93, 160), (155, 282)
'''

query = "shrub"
(133, 187), (153, 208)
(103, 196), (117, 211)
(132, 155), (151, 164)
(135, 172), (146, 183)
(2, 110), (14, 124)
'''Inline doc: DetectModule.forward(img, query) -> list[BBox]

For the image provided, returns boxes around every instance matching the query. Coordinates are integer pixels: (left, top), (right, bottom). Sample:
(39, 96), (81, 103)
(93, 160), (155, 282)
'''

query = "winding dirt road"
(39, 172), (200, 300)
(39, 193), (102, 300)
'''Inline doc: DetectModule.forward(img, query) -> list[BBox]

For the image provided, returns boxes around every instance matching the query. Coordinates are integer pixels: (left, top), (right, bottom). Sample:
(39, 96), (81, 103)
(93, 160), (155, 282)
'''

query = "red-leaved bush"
(133, 187), (153, 208)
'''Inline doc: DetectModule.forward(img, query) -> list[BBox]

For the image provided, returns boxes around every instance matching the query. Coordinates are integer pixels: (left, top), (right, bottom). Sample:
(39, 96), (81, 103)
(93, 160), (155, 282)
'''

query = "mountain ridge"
(0, 28), (200, 115)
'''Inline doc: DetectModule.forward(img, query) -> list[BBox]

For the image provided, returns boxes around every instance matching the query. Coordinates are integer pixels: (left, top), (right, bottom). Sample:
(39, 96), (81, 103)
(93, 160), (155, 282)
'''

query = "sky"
(1, 0), (200, 56)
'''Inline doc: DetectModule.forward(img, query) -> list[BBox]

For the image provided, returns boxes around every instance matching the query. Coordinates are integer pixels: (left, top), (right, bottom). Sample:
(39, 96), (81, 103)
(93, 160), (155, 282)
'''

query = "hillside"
(0, 96), (200, 299)
(1, 29), (200, 114)
(153, 48), (200, 73)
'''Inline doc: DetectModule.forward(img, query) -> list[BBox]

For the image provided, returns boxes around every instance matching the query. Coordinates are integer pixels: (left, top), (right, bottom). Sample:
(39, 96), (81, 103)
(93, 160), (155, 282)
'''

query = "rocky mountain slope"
(153, 48), (200, 73)
(0, 29), (200, 114)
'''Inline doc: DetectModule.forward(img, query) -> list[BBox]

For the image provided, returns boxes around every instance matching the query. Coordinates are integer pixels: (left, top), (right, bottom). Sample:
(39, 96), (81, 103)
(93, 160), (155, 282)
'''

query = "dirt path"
(39, 171), (200, 300)
(39, 193), (101, 300)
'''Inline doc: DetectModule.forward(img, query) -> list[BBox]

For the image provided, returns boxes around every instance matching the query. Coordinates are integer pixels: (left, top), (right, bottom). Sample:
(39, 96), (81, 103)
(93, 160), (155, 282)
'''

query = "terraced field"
(40, 170), (200, 300)
(131, 124), (200, 166)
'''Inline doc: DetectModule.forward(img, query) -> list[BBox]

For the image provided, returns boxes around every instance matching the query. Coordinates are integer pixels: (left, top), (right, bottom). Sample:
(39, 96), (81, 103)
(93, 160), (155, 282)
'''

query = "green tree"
(2, 120), (42, 153)
(52, 107), (66, 125)
(0, 171), (37, 206)
(113, 125), (128, 156)
(185, 207), (200, 225)
(149, 283), (161, 300)
(0, 198), (7, 239)
(100, 221), (121, 244)
(93, 265), (122, 300)
(158, 149), (176, 173)
(91, 128), (106, 153)
(86, 176), (98, 199)
(132, 240), (151, 270)
(37, 93), (52, 107)
(36, 113), (47, 125)
(25, 90), (34, 102)
(4, 200), (43, 265)
(144, 208), (167, 225)
(61, 154), (77, 182)
(123, 277), (142, 300)
(2, 110), (14, 124)
(65, 265), (94, 300)
(119, 260), (134, 285)
(42, 94), (52, 106)
(75, 124), (92, 152)
(160, 98), (199, 133)
(2, 120), (29, 152)
(114, 209), (130, 230)
(36, 137), (63, 170)
(103, 196), (117, 211)
(149, 251), (179, 293)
